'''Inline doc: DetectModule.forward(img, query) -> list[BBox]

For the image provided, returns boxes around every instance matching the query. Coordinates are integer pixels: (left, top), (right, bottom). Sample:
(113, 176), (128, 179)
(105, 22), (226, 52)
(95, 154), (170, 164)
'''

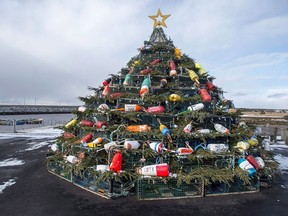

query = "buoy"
(96, 165), (109, 172)
(104, 141), (118, 151)
(67, 155), (78, 164)
(186, 69), (200, 85)
(174, 47), (181, 59)
(87, 142), (102, 148)
(98, 103), (110, 112)
(51, 144), (59, 152)
(197, 129), (211, 134)
(102, 78), (111, 86)
(140, 68), (152, 75)
(81, 133), (93, 144)
(205, 81), (215, 91)
(110, 92), (124, 99)
(137, 163), (169, 177)
(176, 147), (193, 156)
(78, 106), (86, 112)
(64, 119), (77, 129)
(212, 122), (230, 134)
(95, 121), (108, 129)
(159, 78), (168, 88)
(102, 85), (110, 96)
(63, 132), (75, 138)
(188, 103), (204, 112)
(255, 157), (265, 169)
(195, 63), (207, 76)
(92, 137), (103, 144)
(150, 59), (160, 66)
(146, 105), (165, 113)
(235, 141), (250, 152)
(110, 151), (122, 173)
(177, 103), (204, 115)
(207, 143), (229, 153)
(157, 118), (173, 143)
(126, 125), (151, 132)
(199, 89), (211, 102)
(169, 60), (177, 76)
(183, 121), (193, 133)
(238, 158), (256, 177)
(149, 142), (165, 153)
(124, 140), (140, 150)
(123, 73), (131, 86)
(140, 77), (151, 98)
(121, 104), (143, 112)
(247, 137), (259, 147)
(80, 120), (94, 127)
(169, 94), (181, 102)
(246, 155), (261, 171)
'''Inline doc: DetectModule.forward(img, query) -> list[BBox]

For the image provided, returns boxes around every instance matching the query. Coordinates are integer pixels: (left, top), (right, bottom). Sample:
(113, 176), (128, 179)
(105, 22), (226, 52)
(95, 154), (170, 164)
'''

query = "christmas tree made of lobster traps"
(47, 10), (277, 199)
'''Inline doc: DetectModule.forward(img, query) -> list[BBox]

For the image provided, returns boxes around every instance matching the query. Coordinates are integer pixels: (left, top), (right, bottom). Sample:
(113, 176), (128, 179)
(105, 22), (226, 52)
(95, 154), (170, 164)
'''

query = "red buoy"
(199, 89), (212, 102)
(146, 105), (165, 113)
(63, 132), (75, 138)
(80, 120), (94, 127)
(110, 92), (124, 99)
(246, 155), (261, 171)
(139, 68), (152, 75)
(102, 78), (111, 86)
(206, 81), (215, 91)
(95, 121), (108, 129)
(81, 133), (93, 143)
(102, 85), (110, 96)
(110, 151), (122, 173)
(150, 59), (160, 66)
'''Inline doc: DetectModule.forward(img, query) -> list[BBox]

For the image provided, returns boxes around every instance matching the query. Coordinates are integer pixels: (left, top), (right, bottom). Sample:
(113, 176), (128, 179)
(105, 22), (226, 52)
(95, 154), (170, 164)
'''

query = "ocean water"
(0, 113), (74, 133)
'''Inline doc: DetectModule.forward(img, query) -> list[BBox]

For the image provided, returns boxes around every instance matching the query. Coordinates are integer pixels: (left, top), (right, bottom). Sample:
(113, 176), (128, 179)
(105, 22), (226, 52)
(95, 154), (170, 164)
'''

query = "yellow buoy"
(65, 119), (77, 128)
(169, 94), (181, 102)
(195, 63), (207, 76)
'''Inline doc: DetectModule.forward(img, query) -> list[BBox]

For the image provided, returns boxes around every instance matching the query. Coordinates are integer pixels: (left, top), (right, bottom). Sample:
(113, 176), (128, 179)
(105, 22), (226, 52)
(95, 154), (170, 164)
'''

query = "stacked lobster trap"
(47, 15), (278, 200)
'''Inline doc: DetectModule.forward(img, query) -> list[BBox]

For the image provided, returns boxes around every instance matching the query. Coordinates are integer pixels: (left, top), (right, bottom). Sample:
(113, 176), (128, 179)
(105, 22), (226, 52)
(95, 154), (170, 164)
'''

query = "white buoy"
(95, 165), (109, 172)
(51, 144), (59, 152)
(67, 155), (78, 164)
(124, 140), (140, 150)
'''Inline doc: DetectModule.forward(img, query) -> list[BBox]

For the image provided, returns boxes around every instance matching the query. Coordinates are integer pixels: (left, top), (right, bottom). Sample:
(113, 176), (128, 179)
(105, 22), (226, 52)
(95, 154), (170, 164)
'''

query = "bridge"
(0, 105), (79, 115)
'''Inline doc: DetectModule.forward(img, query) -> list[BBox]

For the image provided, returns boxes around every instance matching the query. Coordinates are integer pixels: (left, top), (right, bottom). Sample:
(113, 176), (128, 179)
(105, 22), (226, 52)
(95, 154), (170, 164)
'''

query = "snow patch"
(0, 179), (16, 194)
(274, 154), (288, 172)
(0, 158), (25, 167)
(271, 144), (288, 149)
(24, 141), (51, 151)
(0, 126), (62, 139)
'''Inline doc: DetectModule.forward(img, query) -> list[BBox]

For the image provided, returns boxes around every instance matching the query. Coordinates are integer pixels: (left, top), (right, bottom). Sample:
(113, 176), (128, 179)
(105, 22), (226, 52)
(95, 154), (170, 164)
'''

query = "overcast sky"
(0, 0), (287, 109)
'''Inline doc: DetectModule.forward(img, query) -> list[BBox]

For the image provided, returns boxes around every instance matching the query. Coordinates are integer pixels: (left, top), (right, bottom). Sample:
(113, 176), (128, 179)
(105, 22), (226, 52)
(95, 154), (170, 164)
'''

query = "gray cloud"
(0, 0), (288, 108)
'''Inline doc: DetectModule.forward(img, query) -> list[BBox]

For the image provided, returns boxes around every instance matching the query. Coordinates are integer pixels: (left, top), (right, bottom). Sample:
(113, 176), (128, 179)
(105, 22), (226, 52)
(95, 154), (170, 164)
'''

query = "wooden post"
(13, 119), (17, 133)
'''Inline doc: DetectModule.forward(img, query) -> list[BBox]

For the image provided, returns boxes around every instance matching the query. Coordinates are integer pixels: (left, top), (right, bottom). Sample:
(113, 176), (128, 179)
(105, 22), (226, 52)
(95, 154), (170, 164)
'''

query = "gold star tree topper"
(149, 9), (170, 28)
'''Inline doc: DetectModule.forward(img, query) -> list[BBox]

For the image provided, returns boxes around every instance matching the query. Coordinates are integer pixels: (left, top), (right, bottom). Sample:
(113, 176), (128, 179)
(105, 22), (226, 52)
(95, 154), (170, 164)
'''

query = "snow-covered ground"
(271, 144), (288, 174)
(0, 126), (62, 139)
(0, 158), (25, 167)
(0, 179), (16, 194)
(0, 126), (63, 194)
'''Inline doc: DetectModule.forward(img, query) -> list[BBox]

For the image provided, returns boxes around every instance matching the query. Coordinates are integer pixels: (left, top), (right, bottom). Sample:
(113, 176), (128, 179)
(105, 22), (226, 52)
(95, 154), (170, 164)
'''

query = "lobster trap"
(205, 176), (260, 196)
(47, 161), (134, 199)
(136, 177), (202, 200)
